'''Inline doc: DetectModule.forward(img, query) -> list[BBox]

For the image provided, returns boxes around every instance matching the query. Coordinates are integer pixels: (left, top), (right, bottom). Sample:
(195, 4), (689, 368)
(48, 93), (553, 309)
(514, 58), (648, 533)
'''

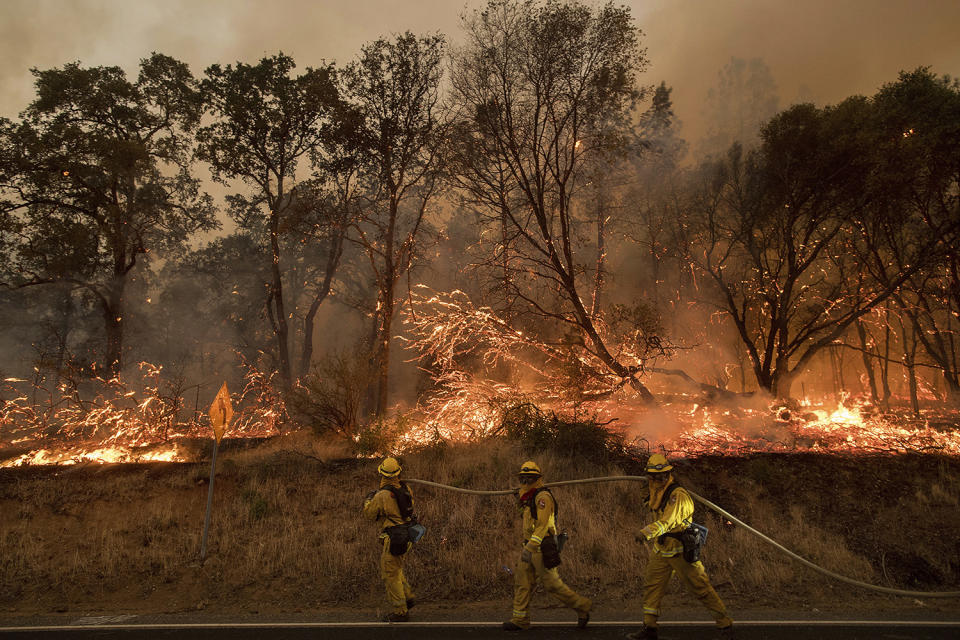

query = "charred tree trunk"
(906, 357), (920, 416)
(856, 320), (881, 407)
(945, 375), (960, 406)
(900, 319), (920, 416)
(101, 281), (125, 377)
(651, 367), (754, 403)
(771, 370), (795, 401)
(501, 205), (510, 316)
(829, 346), (841, 396)
(375, 295), (395, 418)
(590, 191), (607, 319)
(269, 202), (292, 392)
(373, 195), (399, 419)
(881, 302), (892, 404)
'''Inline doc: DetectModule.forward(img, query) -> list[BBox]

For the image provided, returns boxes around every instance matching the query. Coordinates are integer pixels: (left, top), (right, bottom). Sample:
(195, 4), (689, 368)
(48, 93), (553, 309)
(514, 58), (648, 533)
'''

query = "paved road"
(2, 622), (959, 639)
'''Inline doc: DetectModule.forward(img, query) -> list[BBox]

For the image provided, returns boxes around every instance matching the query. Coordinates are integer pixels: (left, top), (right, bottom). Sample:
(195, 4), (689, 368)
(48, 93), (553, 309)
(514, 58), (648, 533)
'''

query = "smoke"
(620, 405), (689, 445)
(4, 0), (958, 140)
(0, 0), (459, 119)
(637, 0), (960, 146)
(2, 0), (957, 408)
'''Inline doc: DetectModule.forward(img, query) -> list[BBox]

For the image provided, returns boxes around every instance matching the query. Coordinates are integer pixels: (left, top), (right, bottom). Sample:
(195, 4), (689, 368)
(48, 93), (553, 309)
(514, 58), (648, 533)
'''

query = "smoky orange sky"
(1, 0), (959, 145)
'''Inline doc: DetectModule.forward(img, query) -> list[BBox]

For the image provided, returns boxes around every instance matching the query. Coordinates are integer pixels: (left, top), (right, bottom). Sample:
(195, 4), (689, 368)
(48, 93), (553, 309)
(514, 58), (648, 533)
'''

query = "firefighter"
(504, 461), (591, 631)
(362, 457), (417, 622)
(628, 453), (733, 640)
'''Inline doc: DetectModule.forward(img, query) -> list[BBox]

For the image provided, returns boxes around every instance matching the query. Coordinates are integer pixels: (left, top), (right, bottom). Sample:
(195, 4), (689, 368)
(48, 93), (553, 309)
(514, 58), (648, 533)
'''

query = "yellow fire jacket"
(518, 480), (557, 553)
(639, 477), (692, 557)
(362, 478), (415, 538)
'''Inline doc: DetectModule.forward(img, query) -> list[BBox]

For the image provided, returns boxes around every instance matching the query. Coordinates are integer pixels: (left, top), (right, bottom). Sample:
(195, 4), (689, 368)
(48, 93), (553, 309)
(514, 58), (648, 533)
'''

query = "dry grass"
(1, 437), (959, 616)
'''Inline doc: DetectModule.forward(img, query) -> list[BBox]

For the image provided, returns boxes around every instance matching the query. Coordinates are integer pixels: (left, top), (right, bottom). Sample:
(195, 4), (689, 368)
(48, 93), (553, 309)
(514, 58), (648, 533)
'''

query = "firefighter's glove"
(521, 547), (532, 563)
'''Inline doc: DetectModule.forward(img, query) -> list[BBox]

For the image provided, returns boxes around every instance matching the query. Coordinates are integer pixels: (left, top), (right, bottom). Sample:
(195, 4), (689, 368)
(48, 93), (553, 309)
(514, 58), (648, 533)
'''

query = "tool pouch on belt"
(386, 524), (411, 556)
(386, 520), (427, 556)
(659, 523), (709, 563)
(540, 533), (566, 569)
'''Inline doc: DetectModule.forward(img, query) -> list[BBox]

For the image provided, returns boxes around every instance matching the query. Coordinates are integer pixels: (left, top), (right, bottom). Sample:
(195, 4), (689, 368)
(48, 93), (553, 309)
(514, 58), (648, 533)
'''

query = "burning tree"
(863, 70), (960, 407)
(340, 32), (447, 418)
(445, 0), (660, 403)
(674, 78), (959, 400)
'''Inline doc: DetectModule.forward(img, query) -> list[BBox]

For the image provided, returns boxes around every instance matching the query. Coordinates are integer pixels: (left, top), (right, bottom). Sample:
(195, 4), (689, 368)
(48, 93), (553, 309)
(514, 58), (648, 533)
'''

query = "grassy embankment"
(1, 431), (959, 618)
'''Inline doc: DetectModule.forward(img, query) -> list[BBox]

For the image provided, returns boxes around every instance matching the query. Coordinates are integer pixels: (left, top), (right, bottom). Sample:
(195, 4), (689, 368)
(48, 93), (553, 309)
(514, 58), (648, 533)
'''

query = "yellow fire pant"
(379, 537), (414, 614)
(642, 552), (732, 628)
(509, 549), (591, 628)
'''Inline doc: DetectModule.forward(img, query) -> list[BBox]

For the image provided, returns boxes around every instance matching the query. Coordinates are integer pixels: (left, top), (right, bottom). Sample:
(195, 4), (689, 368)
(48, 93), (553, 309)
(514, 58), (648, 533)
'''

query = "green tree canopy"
(0, 53), (216, 375)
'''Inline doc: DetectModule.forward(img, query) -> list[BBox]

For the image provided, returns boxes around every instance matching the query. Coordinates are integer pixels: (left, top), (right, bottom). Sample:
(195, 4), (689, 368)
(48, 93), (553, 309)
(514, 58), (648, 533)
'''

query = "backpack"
(384, 482), (416, 522)
(523, 487), (558, 523)
(652, 483), (709, 563)
(522, 488), (566, 569)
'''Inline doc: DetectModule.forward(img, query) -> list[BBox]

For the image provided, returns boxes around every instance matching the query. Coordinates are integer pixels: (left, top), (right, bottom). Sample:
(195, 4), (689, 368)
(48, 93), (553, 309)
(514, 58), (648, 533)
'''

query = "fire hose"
(406, 476), (960, 598)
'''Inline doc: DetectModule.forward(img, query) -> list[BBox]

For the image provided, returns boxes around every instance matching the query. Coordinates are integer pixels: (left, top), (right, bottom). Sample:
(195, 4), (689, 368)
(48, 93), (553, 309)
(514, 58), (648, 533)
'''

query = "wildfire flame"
(662, 395), (960, 457)
(1, 360), (284, 468)
(3, 352), (959, 466)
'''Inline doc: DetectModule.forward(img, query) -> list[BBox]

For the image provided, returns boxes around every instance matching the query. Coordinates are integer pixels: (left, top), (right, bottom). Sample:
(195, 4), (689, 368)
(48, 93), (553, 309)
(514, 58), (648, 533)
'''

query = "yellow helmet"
(378, 457), (402, 477)
(518, 460), (542, 476)
(645, 453), (673, 474)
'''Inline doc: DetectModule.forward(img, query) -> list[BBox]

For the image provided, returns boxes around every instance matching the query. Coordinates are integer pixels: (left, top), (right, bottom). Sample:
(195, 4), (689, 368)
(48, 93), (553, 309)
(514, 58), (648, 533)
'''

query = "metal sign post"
(200, 381), (233, 563)
(199, 438), (219, 561)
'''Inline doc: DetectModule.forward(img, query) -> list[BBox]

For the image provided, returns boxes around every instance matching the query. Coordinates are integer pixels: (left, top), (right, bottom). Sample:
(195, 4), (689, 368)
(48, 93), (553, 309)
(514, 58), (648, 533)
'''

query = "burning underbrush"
(3, 355), (960, 469)
(398, 385), (960, 460)
(0, 362), (285, 468)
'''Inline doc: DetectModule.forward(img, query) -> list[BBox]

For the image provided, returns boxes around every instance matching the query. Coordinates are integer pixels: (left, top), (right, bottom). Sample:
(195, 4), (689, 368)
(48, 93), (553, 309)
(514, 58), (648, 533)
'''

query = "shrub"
(353, 415), (408, 457)
(288, 352), (375, 437)
(499, 402), (620, 464)
(241, 489), (269, 521)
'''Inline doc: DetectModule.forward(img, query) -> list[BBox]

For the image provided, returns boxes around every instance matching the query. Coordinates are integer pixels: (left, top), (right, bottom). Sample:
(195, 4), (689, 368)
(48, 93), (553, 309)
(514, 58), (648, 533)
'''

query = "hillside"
(1, 435), (959, 620)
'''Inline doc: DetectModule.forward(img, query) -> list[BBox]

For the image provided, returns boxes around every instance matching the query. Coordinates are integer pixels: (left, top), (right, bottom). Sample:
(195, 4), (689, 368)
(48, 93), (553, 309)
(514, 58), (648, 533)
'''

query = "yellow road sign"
(208, 381), (233, 443)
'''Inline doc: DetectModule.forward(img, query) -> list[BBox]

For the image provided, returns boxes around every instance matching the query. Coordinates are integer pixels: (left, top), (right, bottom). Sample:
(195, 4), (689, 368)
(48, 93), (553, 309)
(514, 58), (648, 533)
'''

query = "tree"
(196, 54), (348, 390)
(859, 69), (960, 404)
(341, 32), (447, 417)
(638, 81), (687, 168)
(447, 0), (657, 401)
(0, 53), (216, 376)
(627, 81), (688, 311)
(681, 87), (954, 399)
(700, 57), (779, 157)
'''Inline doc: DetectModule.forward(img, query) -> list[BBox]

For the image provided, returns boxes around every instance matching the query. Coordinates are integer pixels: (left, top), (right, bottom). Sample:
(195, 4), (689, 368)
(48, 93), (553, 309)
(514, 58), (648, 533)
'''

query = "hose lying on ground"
(406, 476), (960, 598)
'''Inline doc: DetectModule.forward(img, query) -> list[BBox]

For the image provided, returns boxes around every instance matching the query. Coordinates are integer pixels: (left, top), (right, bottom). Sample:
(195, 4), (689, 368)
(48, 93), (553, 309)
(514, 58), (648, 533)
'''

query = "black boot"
(503, 621), (526, 631)
(382, 612), (409, 623)
(625, 626), (658, 640)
